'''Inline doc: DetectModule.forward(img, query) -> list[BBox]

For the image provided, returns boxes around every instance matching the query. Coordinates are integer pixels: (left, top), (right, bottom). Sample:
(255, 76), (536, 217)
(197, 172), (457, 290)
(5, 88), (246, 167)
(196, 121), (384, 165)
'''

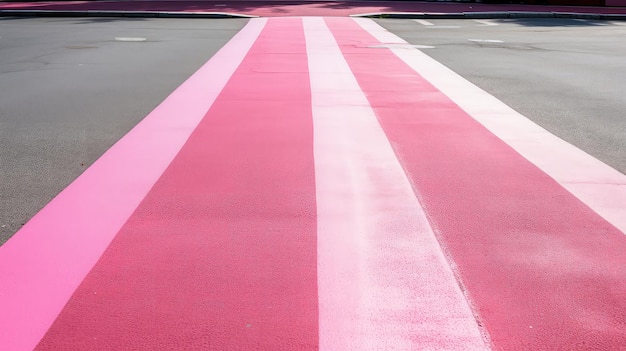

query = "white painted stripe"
(355, 17), (626, 235)
(474, 19), (498, 26)
(115, 37), (147, 42)
(468, 39), (503, 43)
(0, 18), (267, 351)
(304, 17), (488, 350)
(415, 19), (435, 26)
(572, 18), (612, 26)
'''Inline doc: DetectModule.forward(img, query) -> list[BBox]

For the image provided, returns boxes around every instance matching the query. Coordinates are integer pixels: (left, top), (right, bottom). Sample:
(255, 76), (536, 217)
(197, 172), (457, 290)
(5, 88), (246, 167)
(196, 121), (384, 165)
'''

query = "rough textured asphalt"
(376, 18), (626, 175)
(0, 18), (248, 245)
(1, 17), (625, 246)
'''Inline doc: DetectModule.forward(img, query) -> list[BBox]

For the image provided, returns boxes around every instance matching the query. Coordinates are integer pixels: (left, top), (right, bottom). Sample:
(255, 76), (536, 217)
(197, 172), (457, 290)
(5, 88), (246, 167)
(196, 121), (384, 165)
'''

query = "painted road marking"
(34, 18), (318, 350)
(474, 19), (498, 26)
(356, 17), (626, 350)
(310, 17), (487, 350)
(572, 19), (612, 26)
(468, 39), (504, 43)
(114, 37), (147, 42)
(1, 16), (625, 351)
(0, 18), (267, 351)
(414, 19), (435, 26)
(357, 18), (626, 235)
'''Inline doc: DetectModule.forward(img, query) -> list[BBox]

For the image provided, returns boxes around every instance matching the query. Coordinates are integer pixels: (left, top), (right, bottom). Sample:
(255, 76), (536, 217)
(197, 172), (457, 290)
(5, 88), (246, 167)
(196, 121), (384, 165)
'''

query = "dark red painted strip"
(327, 17), (626, 350)
(35, 18), (318, 350)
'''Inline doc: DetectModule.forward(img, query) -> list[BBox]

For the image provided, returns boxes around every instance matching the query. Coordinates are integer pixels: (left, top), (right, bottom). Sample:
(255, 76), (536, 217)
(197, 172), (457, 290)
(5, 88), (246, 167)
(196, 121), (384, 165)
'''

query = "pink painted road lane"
(304, 17), (486, 350)
(2, 16), (626, 351)
(34, 18), (318, 350)
(326, 17), (626, 350)
(0, 18), (265, 351)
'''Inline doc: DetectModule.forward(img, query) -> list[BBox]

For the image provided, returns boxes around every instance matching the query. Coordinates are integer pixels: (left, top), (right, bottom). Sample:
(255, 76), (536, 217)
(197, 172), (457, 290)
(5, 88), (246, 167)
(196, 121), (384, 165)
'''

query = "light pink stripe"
(355, 18), (626, 236)
(0, 18), (266, 351)
(304, 17), (488, 350)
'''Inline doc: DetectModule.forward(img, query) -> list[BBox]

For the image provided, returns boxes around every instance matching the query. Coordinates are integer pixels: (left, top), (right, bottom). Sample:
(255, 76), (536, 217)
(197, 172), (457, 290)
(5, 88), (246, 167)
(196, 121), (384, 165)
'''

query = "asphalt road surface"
(2, 18), (625, 245)
(0, 16), (625, 350)
(0, 18), (626, 243)
(0, 18), (248, 244)
(376, 17), (626, 174)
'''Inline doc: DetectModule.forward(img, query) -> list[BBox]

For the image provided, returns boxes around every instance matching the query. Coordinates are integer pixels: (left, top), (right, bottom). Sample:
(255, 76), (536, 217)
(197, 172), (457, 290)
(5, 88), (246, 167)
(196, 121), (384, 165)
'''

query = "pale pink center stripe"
(304, 17), (488, 350)
(354, 18), (626, 235)
(0, 18), (266, 351)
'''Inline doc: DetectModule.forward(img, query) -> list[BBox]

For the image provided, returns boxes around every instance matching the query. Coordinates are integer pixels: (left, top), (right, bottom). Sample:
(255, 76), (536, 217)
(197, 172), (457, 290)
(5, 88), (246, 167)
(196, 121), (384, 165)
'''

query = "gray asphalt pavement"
(1, 17), (625, 246)
(0, 18), (248, 245)
(376, 18), (626, 175)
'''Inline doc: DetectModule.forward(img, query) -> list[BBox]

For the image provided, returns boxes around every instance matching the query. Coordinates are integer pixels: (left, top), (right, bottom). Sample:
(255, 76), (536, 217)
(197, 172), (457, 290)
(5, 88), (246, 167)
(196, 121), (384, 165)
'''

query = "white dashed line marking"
(115, 37), (147, 42)
(414, 19), (435, 26)
(572, 19), (612, 26)
(474, 19), (498, 26)
(468, 39), (503, 43)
